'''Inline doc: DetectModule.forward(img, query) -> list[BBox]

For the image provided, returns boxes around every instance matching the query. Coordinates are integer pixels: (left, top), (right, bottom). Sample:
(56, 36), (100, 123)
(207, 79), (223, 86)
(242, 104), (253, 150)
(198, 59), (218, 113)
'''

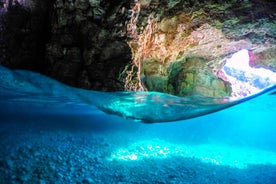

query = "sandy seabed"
(0, 122), (276, 184)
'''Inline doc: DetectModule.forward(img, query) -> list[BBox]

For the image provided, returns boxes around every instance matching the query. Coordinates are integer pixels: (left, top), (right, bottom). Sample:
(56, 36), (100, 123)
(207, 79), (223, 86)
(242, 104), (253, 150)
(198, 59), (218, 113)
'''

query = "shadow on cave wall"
(0, 0), (132, 91)
(0, 0), (54, 72)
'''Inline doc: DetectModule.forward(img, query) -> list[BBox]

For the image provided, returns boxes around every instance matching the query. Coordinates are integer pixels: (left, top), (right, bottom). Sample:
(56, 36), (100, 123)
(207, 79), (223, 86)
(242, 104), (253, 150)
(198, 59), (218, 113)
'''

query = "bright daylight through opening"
(222, 49), (276, 97)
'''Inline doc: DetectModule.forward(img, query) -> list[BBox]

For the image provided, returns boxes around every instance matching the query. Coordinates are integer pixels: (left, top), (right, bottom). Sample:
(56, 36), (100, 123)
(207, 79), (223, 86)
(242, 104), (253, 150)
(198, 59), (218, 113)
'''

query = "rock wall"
(0, 0), (132, 91)
(45, 0), (132, 91)
(126, 0), (276, 97)
(1, 0), (275, 96)
(141, 56), (231, 97)
(0, 0), (53, 72)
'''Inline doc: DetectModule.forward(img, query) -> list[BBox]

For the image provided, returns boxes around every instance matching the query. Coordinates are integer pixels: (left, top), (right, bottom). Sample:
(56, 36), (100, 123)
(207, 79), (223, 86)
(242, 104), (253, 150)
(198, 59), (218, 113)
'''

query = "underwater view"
(1, 65), (276, 183)
(1, 0), (276, 183)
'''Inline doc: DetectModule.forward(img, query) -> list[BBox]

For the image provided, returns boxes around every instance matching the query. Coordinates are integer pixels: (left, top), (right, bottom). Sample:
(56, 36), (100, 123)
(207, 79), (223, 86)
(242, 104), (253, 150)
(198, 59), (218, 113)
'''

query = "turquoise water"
(0, 65), (276, 183)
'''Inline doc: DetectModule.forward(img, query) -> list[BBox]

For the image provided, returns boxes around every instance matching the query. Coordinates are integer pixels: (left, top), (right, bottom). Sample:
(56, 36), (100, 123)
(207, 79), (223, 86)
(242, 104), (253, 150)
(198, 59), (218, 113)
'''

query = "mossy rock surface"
(141, 56), (232, 97)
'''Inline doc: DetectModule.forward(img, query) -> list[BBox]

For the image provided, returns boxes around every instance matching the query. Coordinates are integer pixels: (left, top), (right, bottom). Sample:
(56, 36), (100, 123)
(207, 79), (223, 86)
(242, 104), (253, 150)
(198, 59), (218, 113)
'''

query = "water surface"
(0, 66), (276, 183)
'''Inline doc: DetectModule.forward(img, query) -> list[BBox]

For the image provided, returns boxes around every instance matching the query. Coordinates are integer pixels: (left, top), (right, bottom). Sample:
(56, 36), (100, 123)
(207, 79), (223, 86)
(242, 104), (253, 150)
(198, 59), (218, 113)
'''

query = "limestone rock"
(140, 57), (231, 97)
(125, 0), (275, 97)
(167, 57), (231, 97)
(140, 59), (169, 93)
(249, 47), (276, 72)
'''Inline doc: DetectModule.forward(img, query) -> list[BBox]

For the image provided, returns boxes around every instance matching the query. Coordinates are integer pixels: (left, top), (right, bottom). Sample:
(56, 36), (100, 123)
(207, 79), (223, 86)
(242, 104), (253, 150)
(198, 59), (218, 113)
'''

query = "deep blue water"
(0, 65), (276, 183)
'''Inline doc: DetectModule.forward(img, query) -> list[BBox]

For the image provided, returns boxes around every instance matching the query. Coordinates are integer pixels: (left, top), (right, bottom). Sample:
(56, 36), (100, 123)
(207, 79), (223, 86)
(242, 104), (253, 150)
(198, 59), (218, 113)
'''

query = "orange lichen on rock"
(125, 1), (275, 96)
(126, 6), (254, 91)
(128, 12), (199, 66)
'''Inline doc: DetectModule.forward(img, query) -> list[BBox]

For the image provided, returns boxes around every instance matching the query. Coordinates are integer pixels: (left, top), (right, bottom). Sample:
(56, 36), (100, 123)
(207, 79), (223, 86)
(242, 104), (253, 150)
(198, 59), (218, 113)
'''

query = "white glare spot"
(223, 49), (276, 97)
(130, 154), (138, 160)
(225, 49), (249, 70)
